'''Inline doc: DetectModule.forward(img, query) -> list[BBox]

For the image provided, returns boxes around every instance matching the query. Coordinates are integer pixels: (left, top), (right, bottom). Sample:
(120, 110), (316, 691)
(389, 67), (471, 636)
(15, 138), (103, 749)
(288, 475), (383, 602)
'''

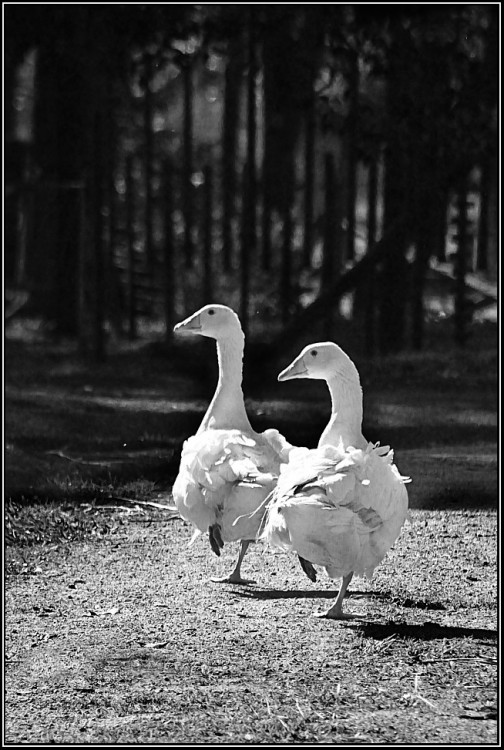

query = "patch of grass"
(4, 499), (120, 549)
(4, 478), (160, 565)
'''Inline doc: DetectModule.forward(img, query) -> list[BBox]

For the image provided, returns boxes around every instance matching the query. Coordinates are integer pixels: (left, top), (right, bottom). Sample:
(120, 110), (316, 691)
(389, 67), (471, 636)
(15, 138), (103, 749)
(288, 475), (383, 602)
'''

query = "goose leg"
(211, 540), (255, 584)
(314, 573), (361, 619)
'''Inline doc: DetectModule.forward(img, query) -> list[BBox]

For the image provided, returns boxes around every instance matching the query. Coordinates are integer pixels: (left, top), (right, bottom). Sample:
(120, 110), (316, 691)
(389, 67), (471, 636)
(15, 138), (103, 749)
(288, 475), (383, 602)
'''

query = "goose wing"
(261, 442), (409, 576)
(173, 428), (279, 538)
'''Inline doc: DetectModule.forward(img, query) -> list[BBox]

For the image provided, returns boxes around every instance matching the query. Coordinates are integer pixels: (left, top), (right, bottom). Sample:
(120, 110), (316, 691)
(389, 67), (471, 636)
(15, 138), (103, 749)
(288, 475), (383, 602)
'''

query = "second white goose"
(260, 342), (410, 618)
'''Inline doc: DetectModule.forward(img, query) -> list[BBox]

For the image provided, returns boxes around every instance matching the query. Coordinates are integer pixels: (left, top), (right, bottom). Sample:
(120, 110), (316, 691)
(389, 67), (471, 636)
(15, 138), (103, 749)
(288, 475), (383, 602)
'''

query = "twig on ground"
(46, 451), (119, 466)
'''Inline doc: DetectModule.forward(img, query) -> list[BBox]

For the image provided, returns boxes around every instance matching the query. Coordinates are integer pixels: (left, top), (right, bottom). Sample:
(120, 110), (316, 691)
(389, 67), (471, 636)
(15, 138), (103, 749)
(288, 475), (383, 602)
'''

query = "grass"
(4, 317), (499, 744)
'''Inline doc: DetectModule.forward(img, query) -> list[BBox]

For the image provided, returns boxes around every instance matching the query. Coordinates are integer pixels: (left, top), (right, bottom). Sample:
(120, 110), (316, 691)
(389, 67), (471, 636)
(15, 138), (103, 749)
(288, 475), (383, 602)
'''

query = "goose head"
(174, 304), (243, 340)
(278, 342), (360, 387)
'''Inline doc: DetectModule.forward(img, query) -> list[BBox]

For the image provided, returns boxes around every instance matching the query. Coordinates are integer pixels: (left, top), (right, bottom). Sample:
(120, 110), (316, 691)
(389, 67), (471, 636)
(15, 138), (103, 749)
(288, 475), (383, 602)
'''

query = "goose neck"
(318, 375), (366, 449)
(198, 333), (252, 433)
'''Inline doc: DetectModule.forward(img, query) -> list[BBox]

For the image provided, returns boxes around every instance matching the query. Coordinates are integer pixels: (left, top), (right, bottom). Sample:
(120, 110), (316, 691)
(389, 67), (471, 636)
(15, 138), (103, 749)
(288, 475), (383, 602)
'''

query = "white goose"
(172, 304), (293, 583)
(260, 342), (410, 618)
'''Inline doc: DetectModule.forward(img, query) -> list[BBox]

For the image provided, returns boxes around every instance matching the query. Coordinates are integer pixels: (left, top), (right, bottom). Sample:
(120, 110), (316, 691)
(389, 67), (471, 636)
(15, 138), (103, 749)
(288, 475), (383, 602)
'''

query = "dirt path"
(5, 507), (497, 744)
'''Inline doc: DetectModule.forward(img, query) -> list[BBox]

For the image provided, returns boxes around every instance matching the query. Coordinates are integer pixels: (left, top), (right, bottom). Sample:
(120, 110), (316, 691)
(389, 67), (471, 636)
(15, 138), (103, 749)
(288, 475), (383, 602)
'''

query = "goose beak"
(173, 313), (202, 335)
(278, 356), (308, 382)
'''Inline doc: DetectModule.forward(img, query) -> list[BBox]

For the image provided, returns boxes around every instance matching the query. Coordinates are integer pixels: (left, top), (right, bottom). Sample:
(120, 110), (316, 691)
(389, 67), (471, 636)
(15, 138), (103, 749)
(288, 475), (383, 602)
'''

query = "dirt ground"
(4, 508), (498, 744)
(4, 322), (499, 744)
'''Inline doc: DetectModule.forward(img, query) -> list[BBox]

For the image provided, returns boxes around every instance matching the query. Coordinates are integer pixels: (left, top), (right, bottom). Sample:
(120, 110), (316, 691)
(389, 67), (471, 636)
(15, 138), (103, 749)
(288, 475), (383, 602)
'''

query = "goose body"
(173, 304), (293, 583)
(261, 342), (410, 618)
(174, 427), (291, 545)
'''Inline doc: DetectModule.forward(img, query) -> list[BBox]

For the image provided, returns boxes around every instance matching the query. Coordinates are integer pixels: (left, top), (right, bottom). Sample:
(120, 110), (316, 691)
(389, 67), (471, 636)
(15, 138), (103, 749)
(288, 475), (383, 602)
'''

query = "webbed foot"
(312, 608), (363, 620)
(210, 574), (255, 585)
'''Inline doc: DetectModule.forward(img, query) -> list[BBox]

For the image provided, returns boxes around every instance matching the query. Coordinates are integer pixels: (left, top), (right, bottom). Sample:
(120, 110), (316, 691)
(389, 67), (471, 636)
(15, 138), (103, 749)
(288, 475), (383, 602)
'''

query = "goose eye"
(311, 350), (318, 357)
(208, 309), (215, 316)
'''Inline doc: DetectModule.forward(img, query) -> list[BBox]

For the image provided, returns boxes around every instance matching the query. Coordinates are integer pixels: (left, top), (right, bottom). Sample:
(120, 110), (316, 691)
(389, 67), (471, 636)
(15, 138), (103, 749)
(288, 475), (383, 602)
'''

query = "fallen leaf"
(101, 607), (121, 616)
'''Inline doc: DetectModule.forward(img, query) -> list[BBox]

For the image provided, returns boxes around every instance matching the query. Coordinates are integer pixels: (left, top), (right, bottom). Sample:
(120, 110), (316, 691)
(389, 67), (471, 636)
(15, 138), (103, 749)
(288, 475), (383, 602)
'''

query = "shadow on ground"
(5, 333), (498, 511)
(232, 588), (449, 612)
(350, 621), (498, 642)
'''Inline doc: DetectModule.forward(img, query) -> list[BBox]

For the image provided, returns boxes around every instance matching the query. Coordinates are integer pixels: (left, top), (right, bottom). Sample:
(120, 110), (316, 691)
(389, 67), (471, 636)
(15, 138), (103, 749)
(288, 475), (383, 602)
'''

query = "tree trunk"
(261, 44), (273, 271)
(105, 84), (123, 338)
(454, 179), (470, 347)
(476, 158), (490, 272)
(280, 198), (293, 326)
(143, 54), (155, 272)
(203, 164), (213, 305)
(246, 9), (257, 257)
(377, 29), (412, 355)
(91, 110), (106, 362)
(345, 50), (359, 263)
(322, 154), (338, 289)
(33, 42), (88, 335)
(240, 165), (250, 338)
(302, 82), (316, 269)
(163, 160), (175, 343)
(364, 156), (379, 356)
(126, 154), (137, 340)
(260, 13), (305, 272)
(322, 153), (339, 336)
(411, 197), (433, 351)
(222, 39), (243, 272)
(378, 145), (410, 354)
(433, 186), (448, 262)
(182, 58), (194, 268)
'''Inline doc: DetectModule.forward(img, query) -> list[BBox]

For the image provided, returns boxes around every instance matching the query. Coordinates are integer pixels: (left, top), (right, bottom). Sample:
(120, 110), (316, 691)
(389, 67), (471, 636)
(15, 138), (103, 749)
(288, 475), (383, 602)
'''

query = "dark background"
(5, 4), (498, 361)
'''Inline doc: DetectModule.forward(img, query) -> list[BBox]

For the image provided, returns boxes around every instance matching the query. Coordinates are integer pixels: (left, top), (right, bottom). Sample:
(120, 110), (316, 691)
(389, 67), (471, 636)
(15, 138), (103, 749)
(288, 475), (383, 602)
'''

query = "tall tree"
(143, 53), (155, 272)
(246, 8), (258, 257)
(221, 36), (243, 272)
(163, 159), (175, 342)
(302, 82), (316, 270)
(377, 20), (412, 355)
(182, 55), (194, 268)
(202, 164), (214, 304)
(344, 48), (359, 263)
